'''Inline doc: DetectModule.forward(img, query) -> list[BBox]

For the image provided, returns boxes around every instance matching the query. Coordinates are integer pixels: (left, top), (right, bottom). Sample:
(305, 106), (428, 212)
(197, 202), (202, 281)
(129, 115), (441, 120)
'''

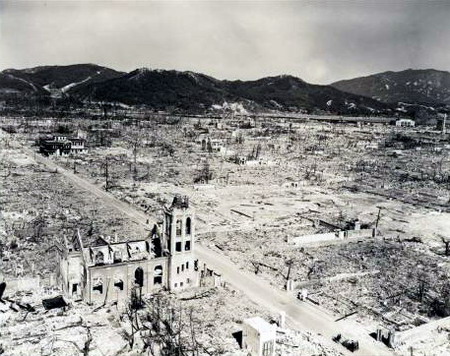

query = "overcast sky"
(0, 1), (449, 84)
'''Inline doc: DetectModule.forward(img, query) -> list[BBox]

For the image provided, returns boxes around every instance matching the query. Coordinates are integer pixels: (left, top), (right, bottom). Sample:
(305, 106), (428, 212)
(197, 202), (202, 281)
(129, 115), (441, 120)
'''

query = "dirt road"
(196, 246), (394, 356)
(10, 135), (394, 356)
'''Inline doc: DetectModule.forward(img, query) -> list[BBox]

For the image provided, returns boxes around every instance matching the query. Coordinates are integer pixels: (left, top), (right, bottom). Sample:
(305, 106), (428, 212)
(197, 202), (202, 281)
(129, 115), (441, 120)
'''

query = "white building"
(395, 119), (415, 127)
(39, 135), (87, 156)
(242, 317), (276, 356)
(59, 196), (199, 304)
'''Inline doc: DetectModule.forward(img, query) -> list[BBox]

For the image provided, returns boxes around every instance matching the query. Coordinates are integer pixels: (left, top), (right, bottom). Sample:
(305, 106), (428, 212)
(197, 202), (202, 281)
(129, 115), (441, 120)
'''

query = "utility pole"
(375, 207), (382, 235)
(443, 113), (447, 135)
(286, 259), (294, 281)
(104, 157), (109, 191)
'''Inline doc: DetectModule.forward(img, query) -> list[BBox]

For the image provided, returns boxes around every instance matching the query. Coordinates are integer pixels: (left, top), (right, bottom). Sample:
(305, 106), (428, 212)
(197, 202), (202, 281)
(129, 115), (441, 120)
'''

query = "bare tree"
(441, 236), (450, 256)
(127, 133), (143, 181)
(101, 156), (112, 191)
(142, 295), (205, 356)
(121, 290), (143, 350)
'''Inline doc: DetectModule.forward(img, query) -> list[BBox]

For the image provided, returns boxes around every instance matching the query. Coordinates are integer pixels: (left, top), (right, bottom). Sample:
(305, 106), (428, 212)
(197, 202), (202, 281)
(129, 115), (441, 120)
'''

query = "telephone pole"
(375, 207), (382, 235)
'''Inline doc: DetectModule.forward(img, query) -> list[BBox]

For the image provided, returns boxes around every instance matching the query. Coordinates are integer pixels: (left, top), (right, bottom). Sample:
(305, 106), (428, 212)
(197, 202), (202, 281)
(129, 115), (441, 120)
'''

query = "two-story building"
(58, 196), (199, 304)
(39, 135), (87, 156)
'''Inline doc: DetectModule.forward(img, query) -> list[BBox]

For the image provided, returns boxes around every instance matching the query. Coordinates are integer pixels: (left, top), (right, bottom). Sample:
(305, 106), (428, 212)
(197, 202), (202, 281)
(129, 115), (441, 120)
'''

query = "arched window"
(113, 251), (122, 263)
(186, 217), (192, 235)
(176, 219), (182, 236)
(94, 251), (104, 265)
(153, 265), (163, 285)
(135, 267), (144, 287)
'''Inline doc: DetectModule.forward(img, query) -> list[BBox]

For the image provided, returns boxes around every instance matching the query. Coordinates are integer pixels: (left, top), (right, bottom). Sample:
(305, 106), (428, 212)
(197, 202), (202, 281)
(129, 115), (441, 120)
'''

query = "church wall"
(86, 256), (169, 304)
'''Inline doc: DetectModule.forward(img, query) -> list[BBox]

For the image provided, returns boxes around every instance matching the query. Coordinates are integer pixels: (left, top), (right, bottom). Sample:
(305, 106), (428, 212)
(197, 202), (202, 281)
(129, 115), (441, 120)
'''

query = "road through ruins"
(6, 130), (394, 356)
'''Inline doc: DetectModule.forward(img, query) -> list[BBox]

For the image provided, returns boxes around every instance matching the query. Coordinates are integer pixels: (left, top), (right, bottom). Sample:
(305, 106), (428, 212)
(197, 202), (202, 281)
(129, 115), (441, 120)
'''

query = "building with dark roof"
(39, 135), (87, 156)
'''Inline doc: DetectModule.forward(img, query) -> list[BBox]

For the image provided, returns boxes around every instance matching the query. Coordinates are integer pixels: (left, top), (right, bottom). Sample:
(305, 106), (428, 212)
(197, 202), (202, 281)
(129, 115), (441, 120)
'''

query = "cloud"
(0, 0), (449, 84)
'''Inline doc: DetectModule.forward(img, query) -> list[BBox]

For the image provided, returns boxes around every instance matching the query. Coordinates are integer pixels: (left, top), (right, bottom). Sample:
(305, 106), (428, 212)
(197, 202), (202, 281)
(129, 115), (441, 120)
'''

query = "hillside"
(224, 75), (387, 113)
(72, 68), (389, 114)
(0, 72), (45, 95)
(0, 64), (124, 98)
(8, 64), (446, 114)
(71, 68), (229, 111)
(331, 69), (450, 106)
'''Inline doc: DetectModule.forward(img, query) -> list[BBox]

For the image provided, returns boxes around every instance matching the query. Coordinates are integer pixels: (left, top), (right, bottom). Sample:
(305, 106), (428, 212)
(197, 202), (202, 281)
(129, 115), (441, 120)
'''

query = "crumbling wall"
(289, 228), (374, 245)
(289, 232), (337, 244)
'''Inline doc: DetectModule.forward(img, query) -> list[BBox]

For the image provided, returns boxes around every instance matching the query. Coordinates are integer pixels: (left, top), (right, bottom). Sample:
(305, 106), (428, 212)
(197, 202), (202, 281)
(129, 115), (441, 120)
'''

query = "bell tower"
(163, 195), (198, 290)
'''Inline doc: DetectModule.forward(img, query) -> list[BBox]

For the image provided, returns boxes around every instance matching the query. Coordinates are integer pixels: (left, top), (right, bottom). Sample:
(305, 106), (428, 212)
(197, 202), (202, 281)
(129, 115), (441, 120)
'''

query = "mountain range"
(331, 69), (450, 107)
(0, 64), (449, 114)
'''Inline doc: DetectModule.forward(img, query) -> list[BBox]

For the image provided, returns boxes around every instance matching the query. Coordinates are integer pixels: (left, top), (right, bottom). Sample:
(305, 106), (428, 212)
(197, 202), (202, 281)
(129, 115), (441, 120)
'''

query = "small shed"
(242, 317), (276, 356)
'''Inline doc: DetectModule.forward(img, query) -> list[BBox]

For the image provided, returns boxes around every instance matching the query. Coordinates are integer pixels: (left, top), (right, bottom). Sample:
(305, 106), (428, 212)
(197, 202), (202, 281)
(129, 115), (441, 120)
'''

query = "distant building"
(39, 135), (87, 156)
(201, 137), (224, 152)
(59, 196), (199, 304)
(235, 155), (247, 165)
(242, 317), (276, 356)
(395, 119), (415, 128)
(436, 113), (448, 134)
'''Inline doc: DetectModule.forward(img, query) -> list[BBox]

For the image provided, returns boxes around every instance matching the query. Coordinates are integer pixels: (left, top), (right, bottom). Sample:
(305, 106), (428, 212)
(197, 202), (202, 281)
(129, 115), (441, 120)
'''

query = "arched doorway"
(135, 267), (144, 287)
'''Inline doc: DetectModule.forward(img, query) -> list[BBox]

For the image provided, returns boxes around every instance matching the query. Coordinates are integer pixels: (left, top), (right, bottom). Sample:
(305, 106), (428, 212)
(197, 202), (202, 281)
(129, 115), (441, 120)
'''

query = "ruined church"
(58, 196), (198, 304)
